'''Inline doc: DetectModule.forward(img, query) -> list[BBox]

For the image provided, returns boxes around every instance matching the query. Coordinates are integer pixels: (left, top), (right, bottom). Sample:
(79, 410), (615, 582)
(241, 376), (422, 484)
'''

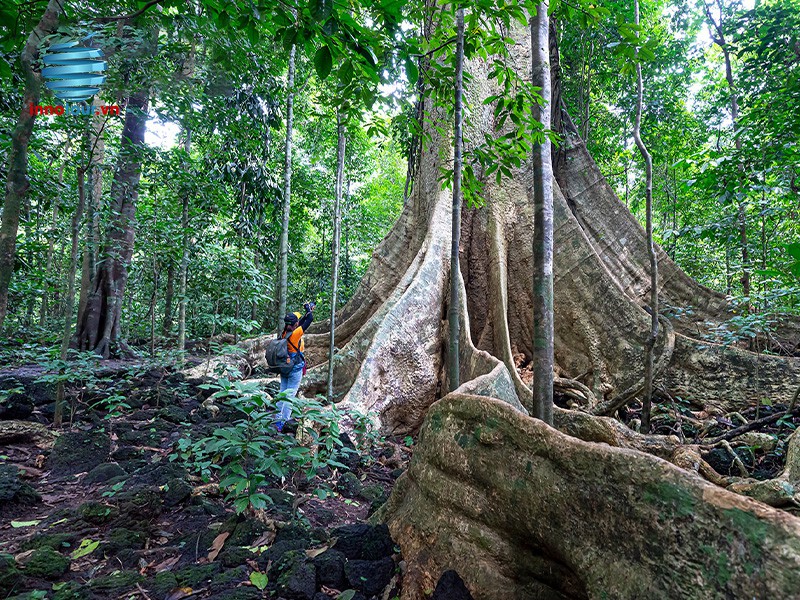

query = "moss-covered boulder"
(88, 571), (143, 594)
(174, 562), (221, 588)
(106, 527), (147, 553)
(117, 486), (162, 521)
(144, 571), (178, 597)
(84, 462), (127, 485)
(24, 547), (70, 580)
(52, 581), (89, 600)
(0, 553), (20, 594)
(19, 532), (76, 552)
(269, 550), (316, 600)
(336, 472), (362, 498)
(0, 465), (41, 506)
(47, 429), (111, 477)
(163, 477), (192, 507)
(77, 501), (118, 524)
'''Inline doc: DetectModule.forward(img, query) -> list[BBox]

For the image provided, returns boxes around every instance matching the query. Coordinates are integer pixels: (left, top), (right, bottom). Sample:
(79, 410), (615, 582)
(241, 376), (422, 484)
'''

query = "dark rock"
(84, 462), (127, 485)
(220, 546), (255, 568)
(703, 447), (755, 477)
(47, 428), (111, 477)
(312, 549), (346, 589)
(339, 433), (360, 471)
(129, 409), (157, 421)
(209, 564), (249, 591)
(332, 524), (394, 560)
(19, 532), (76, 552)
(336, 472), (363, 498)
(313, 508), (336, 526)
(145, 571), (178, 597)
(390, 468), (405, 479)
(206, 589), (262, 600)
(24, 547), (70, 579)
(0, 553), (20, 594)
(269, 550), (316, 600)
(106, 527), (147, 553)
(275, 522), (312, 545)
(115, 548), (141, 569)
(257, 540), (307, 570)
(174, 562), (221, 587)
(432, 570), (475, 600)
(226, 516), (271, 546)
(158, 405), (190, 424)
(89, 570), (143, 594)
(0, 465), (41, 505)
(129, 462), (186, 487)
(344, 556), (394, 597)
(360, 483), (388, 504)
(117, 486), (163, 520)
(111, 446), (144, 462)
(0, 390), (33, 419)
(77, 501), (118, 524)
(118, 427), (161, 447)
(163, 477), (193, 507)
(52, 581), (89, 600)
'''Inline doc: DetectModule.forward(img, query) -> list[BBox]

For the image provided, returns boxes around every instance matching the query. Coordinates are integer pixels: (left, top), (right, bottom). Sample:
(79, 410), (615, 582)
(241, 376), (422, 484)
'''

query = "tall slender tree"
(327, 111), (346, 400)
(531, 0), (554, 425)
(448, 6), (465, 393)
(177, 128), (191, 356)
(0, 0), (62, 330)
(276, 44), (296, 331)
(632, 0), (658, 433)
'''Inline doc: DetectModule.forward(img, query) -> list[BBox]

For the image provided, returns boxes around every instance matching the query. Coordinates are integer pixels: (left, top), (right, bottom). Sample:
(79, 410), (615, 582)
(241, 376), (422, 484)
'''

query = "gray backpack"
(265, 335), (303, 376)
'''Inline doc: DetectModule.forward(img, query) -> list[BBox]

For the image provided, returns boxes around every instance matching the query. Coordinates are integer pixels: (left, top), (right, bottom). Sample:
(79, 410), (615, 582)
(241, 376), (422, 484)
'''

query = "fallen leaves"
(206, 531), (229, 562)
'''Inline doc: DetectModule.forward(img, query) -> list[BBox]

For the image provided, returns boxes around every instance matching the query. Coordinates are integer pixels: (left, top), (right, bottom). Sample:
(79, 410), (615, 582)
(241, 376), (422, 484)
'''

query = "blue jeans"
(276, 361), (303, 427)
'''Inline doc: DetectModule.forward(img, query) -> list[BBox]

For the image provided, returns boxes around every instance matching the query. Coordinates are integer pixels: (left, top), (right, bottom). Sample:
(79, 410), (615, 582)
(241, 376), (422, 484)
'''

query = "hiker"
(275, 301), (315, 430)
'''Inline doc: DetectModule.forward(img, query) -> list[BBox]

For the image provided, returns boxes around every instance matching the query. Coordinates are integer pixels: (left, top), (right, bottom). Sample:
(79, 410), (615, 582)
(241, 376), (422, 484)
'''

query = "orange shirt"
(283, 326), (305, 354)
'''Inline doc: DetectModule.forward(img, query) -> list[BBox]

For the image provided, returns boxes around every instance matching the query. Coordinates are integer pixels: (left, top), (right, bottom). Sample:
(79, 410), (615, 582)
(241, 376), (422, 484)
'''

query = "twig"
(700, 406), (800, 445)
(721, 440), (749, 477)
(94, 0), (164, 23)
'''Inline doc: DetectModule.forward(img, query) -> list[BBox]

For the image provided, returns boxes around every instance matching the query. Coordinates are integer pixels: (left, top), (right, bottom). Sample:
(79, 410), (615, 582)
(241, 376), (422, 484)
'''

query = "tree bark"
(0, 0), (62, 331)
(177, 129), (191, 356)
(327, 111), (346, 400)
(276, 44), (296, 331)
(531, 1), (554, 425)
(75, 87), (149, 357)
(632, 0), (658, 433)
(40, 140), (71, 326)
(448, 7), (465, 394)
(162, 260), (175, 336)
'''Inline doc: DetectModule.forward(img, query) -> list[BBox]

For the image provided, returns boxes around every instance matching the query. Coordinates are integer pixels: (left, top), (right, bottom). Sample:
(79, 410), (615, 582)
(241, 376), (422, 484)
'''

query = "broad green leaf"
(71, 539), (100, 559)
(250, 571), (268, 590)
(11, 520), (41, 528)
(314, 45), (333, 80)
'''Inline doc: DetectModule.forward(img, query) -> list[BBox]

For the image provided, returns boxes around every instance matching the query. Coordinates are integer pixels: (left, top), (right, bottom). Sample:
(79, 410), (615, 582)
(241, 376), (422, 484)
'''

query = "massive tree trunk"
(75, 88), (149, 357)
(188, 16), (800, 596)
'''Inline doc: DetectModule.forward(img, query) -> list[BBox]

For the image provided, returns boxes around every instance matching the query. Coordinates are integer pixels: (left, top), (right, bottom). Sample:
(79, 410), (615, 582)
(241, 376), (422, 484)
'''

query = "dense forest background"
(1, 0), (797, 359)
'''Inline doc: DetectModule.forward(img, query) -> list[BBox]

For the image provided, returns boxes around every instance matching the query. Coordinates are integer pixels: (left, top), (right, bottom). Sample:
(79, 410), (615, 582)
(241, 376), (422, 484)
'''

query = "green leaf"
(0, 59), (11, 80)
(337, 591), (357, 600)
(338, 59), (354, 84)
(405, 58), (418, 84)
(11, 520), (41, 528)
(70, 539), (100, 559)
(250, 571), (269, 590)
(314, 45), (333, 80)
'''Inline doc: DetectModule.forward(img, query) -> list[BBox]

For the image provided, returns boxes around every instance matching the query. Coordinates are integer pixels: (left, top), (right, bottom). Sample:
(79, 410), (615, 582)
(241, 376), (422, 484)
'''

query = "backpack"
(265, 334), (304, 376)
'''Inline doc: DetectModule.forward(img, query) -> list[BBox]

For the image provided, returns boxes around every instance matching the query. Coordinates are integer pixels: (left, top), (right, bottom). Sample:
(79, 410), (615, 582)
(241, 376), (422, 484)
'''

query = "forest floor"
(0, 357), (412, 600)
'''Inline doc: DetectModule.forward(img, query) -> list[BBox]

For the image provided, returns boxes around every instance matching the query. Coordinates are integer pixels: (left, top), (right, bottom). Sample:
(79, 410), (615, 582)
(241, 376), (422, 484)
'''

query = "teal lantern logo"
(42, 39), (106, 103)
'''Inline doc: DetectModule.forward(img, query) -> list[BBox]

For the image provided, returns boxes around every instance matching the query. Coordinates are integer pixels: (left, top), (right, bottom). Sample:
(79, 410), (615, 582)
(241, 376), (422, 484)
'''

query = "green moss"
(19, 533), (76, 552)
(77, 501), (118, 524)
(89, 571), (143, 593)
(52, 582), (89, 600)
(106, 527), (147, 553)
(146, 572), (178, 597)
(0, 553), (20, 594)
(643, 481), (695, 518)
(723, 508), (769, 560)
(25, 547), (70, 580)
(174, 562), (221, 587)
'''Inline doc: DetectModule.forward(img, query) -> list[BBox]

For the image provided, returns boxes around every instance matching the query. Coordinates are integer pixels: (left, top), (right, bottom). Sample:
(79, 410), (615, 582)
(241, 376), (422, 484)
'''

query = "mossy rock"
(77, 501), (118, 524)
(117, 486), (163, 520)
(19, 532), (76, 552)
(0, 553), (20, 594)
(225, 517), (271, 547)
(84, 462), (127, 485)
(106, 527), (148, 553)
(174, 562), (221, 587)
(88, 570), (143, 594)
(336, 472), (362, 498)
(360, 482), (388, 504)
(206, 588), (263, 600)
(0, 465), (41, 506)
(47, 429), (111, 477)
(145, 571), (178, 597)
(158, 405), (190, 424)
(270, 550), (316, 600)
(220, 546), (255, 568)
(52, 581), (90, 600)
(163, 477), (193, 507)
(24, 547), (70, 580)
(209, 565), (248, 592)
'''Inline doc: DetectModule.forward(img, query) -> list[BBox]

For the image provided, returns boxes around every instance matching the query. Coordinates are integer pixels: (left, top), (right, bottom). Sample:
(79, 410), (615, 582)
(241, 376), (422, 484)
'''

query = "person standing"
(275, 301), (314, 430)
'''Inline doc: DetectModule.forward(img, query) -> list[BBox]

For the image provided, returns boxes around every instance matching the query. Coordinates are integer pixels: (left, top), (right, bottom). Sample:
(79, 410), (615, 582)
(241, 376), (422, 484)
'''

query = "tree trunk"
(75, 87), (149, 358)
(77, 97), (106, 327)
(40, 141), (70, 326)
(162, 260), (175, 336)
(448, 7), (465, 394)
(0, 0), (62, 331)
(177, 129), (191, 356)
(531, 2), (554, 425)
(276, 44), (296, 331)
(54, 165), (87, 426)
(632, 0), (658, 433)
(327, 111), (346, 400)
